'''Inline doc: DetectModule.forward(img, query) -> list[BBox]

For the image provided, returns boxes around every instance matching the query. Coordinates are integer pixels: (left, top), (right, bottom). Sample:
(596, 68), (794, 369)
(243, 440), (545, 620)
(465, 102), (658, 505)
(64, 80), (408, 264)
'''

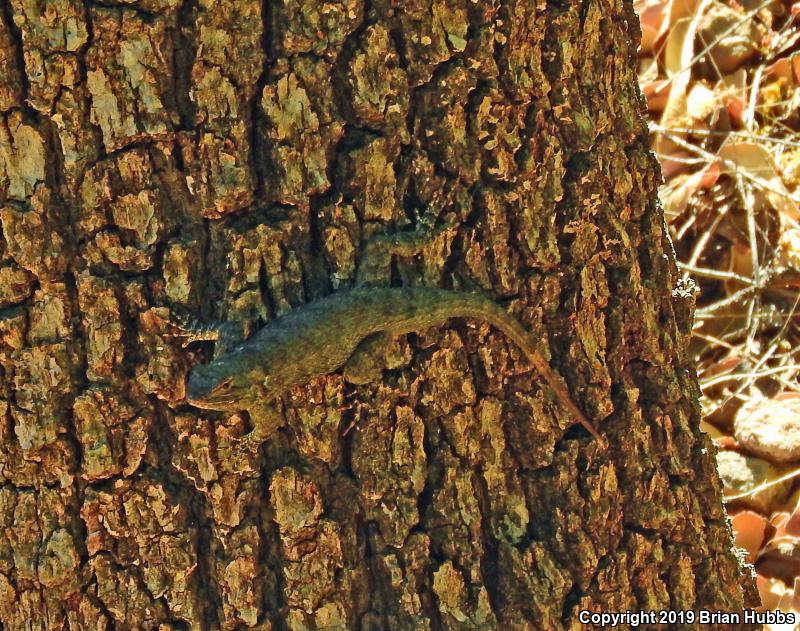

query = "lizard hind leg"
(343, 332), (392, 385)
(356, 215), (457, 287)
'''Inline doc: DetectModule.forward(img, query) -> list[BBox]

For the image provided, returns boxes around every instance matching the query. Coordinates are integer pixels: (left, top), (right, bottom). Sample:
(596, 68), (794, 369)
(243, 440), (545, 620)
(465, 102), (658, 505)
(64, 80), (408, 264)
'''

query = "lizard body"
(185, 286), (604, 443)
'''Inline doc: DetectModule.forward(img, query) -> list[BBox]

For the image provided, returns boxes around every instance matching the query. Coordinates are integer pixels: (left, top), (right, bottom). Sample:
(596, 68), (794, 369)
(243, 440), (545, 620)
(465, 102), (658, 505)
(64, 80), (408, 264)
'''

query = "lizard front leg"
(172, 320), (244, 359)
(244, 400), (286, 446)
(171, 318), (245, 359)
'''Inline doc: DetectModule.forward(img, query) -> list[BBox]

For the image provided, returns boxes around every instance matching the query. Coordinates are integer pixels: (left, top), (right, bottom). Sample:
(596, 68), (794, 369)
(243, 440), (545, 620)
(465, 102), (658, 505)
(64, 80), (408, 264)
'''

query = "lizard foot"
(343, 332), (390, 385)
(168, 317), (245, 357)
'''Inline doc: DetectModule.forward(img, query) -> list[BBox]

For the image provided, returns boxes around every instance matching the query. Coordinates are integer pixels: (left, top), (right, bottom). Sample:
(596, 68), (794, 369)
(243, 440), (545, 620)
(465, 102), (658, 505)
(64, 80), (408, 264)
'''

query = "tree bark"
(0, 0), (758, 629)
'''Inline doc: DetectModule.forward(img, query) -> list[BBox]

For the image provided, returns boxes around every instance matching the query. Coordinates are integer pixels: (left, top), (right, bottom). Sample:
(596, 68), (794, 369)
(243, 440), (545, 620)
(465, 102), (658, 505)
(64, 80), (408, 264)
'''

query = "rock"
(699, 1), (764, 73)
(716, 450), (793, 513)
(734, 394), (800, 463)
(757, 534), (800, 584)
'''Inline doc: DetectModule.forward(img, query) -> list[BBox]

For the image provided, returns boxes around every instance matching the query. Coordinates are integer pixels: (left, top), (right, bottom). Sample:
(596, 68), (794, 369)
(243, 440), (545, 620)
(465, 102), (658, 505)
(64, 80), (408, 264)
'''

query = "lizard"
(182, 220), (605, 446)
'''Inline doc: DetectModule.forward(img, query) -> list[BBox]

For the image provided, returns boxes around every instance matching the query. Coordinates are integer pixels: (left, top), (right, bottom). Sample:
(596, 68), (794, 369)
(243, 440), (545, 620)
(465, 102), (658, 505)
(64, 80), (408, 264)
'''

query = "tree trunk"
(0, 0), (758, 629)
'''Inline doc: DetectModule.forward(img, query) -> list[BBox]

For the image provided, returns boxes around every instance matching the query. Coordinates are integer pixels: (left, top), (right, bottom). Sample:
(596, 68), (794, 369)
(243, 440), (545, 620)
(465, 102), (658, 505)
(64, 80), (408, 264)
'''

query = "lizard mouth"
(186, 393), (240, 411)
(186, 375), (241, 411)
(185, 361), (243, 410)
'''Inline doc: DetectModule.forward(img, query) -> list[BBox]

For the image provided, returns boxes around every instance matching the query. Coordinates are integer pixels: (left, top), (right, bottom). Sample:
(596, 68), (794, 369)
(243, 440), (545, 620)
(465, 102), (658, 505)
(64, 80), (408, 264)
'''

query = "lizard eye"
(214, 379), (233, 394)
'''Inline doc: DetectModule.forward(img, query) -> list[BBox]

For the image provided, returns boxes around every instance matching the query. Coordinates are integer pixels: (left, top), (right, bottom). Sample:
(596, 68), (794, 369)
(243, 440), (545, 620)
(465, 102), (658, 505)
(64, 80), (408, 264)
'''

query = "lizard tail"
(434, 290), (605, 445)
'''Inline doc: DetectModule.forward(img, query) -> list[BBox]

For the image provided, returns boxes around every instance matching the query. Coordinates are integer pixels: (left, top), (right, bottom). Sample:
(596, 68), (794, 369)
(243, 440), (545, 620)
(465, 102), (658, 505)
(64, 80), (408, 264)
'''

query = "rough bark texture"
(0, 0), (758, 629)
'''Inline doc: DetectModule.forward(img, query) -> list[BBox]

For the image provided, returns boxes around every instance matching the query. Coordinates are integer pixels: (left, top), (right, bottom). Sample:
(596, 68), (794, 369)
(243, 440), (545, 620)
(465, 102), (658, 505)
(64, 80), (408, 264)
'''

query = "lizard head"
(186, 360), (251, 411)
